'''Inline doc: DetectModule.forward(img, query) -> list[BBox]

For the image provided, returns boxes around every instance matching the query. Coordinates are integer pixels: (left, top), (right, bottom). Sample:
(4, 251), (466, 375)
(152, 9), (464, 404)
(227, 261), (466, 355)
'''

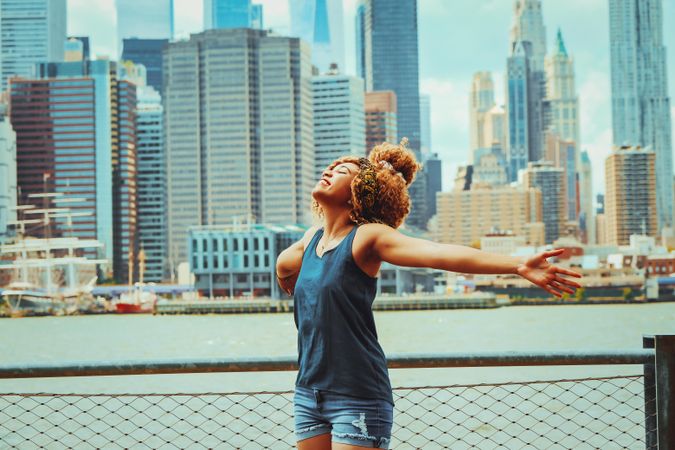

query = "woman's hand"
(277, 271), (299, 296)
(516, 248), (582, 298)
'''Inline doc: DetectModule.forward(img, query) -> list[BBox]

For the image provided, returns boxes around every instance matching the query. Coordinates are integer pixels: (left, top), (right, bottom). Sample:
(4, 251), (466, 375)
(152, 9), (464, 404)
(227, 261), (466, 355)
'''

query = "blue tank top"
(293, 225), (393, 405)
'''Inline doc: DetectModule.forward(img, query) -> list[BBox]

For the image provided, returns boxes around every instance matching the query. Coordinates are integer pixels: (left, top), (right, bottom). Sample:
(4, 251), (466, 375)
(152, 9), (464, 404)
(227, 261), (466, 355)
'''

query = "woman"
(276, 140), (582, 450)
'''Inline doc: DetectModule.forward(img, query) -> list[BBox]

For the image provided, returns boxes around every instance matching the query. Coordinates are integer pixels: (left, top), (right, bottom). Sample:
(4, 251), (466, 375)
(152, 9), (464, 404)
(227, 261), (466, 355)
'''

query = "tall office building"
(510, 0), (547, 71)
(506, 0), (547, 181)
(135, 85), (167, 282)
(251, 4), (264, 29)
(365, 91), (397, 154)
(578, 151), (594, 244)
(121, 38), (169, 93)
(312, 73), (366, 180)
(363, 0), (425, 228)
(424, 154), (442, 219)
(164, 29), (314, 265)
(545, 29), (579, 147)
(605, 146), (657, 245)
(0, 0), (67, 92)
(523, 161), (565, 243)
(506, 40), (547, 181)
(69, 36), (91, 61)
(544, 133), (577, 221)
(10, 60), (137, 282)
(204, 0), (259, 30)
(116, 0), (173, 55)
(355, 0), (366, 79)
(436, 185), (543, 247)
(0, 114), (16, 242)
(609, 0), (673, 231)
(289, 0), (345, 74)
(469, 72), (495, 158)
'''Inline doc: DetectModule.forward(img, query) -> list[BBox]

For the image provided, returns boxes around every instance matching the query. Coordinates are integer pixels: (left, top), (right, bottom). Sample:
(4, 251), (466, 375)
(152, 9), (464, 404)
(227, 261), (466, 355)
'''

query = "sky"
(68, 0), (675, 201)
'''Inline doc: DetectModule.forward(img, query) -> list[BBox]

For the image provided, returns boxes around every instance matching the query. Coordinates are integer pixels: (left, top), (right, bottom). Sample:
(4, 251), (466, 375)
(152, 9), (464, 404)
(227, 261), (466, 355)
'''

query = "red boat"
(115, 301), (154, 314)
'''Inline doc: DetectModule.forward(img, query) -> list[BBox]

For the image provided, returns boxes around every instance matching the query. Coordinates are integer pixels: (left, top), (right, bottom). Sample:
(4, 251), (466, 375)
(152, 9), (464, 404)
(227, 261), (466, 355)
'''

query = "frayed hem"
(296, 423), (330, 434)
(332, 431), (378, 442)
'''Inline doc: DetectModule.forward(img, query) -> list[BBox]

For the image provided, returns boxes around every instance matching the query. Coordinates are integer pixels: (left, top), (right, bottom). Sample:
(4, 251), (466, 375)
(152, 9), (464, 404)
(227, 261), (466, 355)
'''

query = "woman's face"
(312, 161), (359, 207)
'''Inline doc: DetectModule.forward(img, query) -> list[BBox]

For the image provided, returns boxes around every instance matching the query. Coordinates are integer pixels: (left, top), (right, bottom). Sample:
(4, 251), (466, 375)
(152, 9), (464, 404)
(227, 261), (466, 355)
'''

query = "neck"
(321, 206), (353, 238)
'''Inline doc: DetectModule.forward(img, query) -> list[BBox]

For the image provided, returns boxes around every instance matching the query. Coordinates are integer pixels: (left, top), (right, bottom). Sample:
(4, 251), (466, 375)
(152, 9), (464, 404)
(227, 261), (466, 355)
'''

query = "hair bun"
(368, 138), (422, 186)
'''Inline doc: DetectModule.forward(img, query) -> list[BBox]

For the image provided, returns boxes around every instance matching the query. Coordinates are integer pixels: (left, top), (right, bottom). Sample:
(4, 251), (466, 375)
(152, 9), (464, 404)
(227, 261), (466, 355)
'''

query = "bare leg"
(297, 433), (332, 450)
(332, 443), (377, 449)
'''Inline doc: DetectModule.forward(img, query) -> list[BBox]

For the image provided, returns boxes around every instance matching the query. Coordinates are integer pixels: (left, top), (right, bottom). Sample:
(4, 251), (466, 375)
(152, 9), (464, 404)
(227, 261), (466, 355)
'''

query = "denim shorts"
(294, 385), (393, 448)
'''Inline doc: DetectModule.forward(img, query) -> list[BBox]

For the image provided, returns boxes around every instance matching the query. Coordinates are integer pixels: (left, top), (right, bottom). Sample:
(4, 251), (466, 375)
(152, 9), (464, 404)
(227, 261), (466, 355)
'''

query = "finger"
(551, 280), (575, 295)
(543, 248), (565, 258)
(543, 284), (563, 298)
(556, 267), (582, 278)
(554, 275), (582, 289)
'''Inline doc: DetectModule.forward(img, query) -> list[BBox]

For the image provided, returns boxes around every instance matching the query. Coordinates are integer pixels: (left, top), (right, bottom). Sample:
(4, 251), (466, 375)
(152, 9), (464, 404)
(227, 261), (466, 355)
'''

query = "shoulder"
(354, 223), (397, 248)
(300, 226), (322, 249)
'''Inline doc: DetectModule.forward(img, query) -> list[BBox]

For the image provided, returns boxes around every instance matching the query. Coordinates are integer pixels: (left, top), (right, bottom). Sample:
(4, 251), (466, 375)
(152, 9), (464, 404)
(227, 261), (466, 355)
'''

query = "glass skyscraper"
(116, 0), (173, 56)
(312, 74), (366, 180)
(289, 0), (345, 74)
(121, 38), (169, 93)
(204, 0), (251, 30)
(609, 0), (673, 231)
(164, 29), (314, 265)
(0, 0), (67, 92)
(363, 0), (426, 228)
(10, 61), (138, 281)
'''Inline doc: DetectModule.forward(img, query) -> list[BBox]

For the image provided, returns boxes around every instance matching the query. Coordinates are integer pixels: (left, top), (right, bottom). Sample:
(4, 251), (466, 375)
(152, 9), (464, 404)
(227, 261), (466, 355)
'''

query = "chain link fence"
(0, 374), (654, 449)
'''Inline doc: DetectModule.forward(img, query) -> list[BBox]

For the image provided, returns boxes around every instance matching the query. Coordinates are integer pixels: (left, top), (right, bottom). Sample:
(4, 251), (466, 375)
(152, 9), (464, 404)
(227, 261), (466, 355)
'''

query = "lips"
(320, 178), (331, 186)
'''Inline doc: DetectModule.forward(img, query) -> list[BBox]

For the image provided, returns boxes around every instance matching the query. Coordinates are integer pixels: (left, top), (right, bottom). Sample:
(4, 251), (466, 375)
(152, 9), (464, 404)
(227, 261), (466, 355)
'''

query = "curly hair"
(312, 139), (422, 229)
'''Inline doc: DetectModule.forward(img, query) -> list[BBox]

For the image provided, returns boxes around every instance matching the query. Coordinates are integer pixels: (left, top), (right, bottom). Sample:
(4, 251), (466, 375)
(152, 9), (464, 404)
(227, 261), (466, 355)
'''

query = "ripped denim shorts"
(294, 385), (393, 448)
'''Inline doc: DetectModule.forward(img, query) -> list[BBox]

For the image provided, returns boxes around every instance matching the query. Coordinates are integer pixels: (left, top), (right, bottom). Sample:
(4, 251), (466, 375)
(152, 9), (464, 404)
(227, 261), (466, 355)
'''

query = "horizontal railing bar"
(0, 350), (655, 379)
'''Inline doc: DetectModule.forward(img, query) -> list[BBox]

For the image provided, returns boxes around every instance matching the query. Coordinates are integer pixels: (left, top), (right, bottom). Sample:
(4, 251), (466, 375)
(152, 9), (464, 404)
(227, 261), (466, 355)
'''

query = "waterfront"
(1, 302), (673, 394)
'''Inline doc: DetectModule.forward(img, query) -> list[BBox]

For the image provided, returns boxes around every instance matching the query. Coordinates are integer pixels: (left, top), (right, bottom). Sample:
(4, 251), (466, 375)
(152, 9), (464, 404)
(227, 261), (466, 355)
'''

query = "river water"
(1, 302), (673, 393)
(1, 304), (672, 448)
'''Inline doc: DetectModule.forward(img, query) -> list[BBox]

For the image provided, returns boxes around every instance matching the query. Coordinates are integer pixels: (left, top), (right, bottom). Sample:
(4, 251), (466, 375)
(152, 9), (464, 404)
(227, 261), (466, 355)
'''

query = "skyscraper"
(135, 84), (167, 282)
(312, 73), (366, 180)
(544, 133), (577, 221)
(578, 151), (594, 244)
(0, 0), (67, 92)
(605, 146), (657, 245)
(0, 114), (16, 242)
(204, 0), (251, 29)
(10, 60), (137, 281)
(544, 29), (579, 147)
(523, 161), (565, 243)
(424, 154), (442, 219)
(116, 0), (173, 55)
(506, 41), (531, 180)
(355, 0), (366, 80)
(510, 0), (547, 71)
(609, 0), (673, 231)
(470, 72), (495, 157)
(121, 38), (169, 93)
(251, 4), (264, 29)
(507, 0), (547, 181)
(289, 0), (345, 74)
(365, 91), (397, 154)
(164, 29), (314, 265)
(363, 0), (425, 228)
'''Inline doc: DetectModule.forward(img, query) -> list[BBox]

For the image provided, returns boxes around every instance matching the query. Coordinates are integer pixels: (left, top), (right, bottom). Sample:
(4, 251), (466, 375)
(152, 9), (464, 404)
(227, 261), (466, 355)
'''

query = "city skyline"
(67, 0), (675, 201)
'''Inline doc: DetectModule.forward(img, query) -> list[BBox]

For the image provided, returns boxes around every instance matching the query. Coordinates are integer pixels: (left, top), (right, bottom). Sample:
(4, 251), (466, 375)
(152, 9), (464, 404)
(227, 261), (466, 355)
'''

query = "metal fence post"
(644, 335), (657, 449)
(655, 335), (675, 449)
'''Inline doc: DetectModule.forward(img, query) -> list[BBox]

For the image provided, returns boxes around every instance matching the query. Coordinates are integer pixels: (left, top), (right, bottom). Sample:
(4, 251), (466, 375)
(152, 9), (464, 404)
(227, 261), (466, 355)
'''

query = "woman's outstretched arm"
(365, 224), (582, 298)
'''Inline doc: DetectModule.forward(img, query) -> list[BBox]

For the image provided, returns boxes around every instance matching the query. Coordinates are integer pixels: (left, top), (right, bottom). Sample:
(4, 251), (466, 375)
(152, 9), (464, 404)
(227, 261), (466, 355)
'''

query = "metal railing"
(0, 335), (673, 449)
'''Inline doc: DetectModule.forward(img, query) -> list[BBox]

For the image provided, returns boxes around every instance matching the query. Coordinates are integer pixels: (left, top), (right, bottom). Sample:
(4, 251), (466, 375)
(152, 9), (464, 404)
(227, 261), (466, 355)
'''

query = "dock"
(155, 292), (499, 315)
